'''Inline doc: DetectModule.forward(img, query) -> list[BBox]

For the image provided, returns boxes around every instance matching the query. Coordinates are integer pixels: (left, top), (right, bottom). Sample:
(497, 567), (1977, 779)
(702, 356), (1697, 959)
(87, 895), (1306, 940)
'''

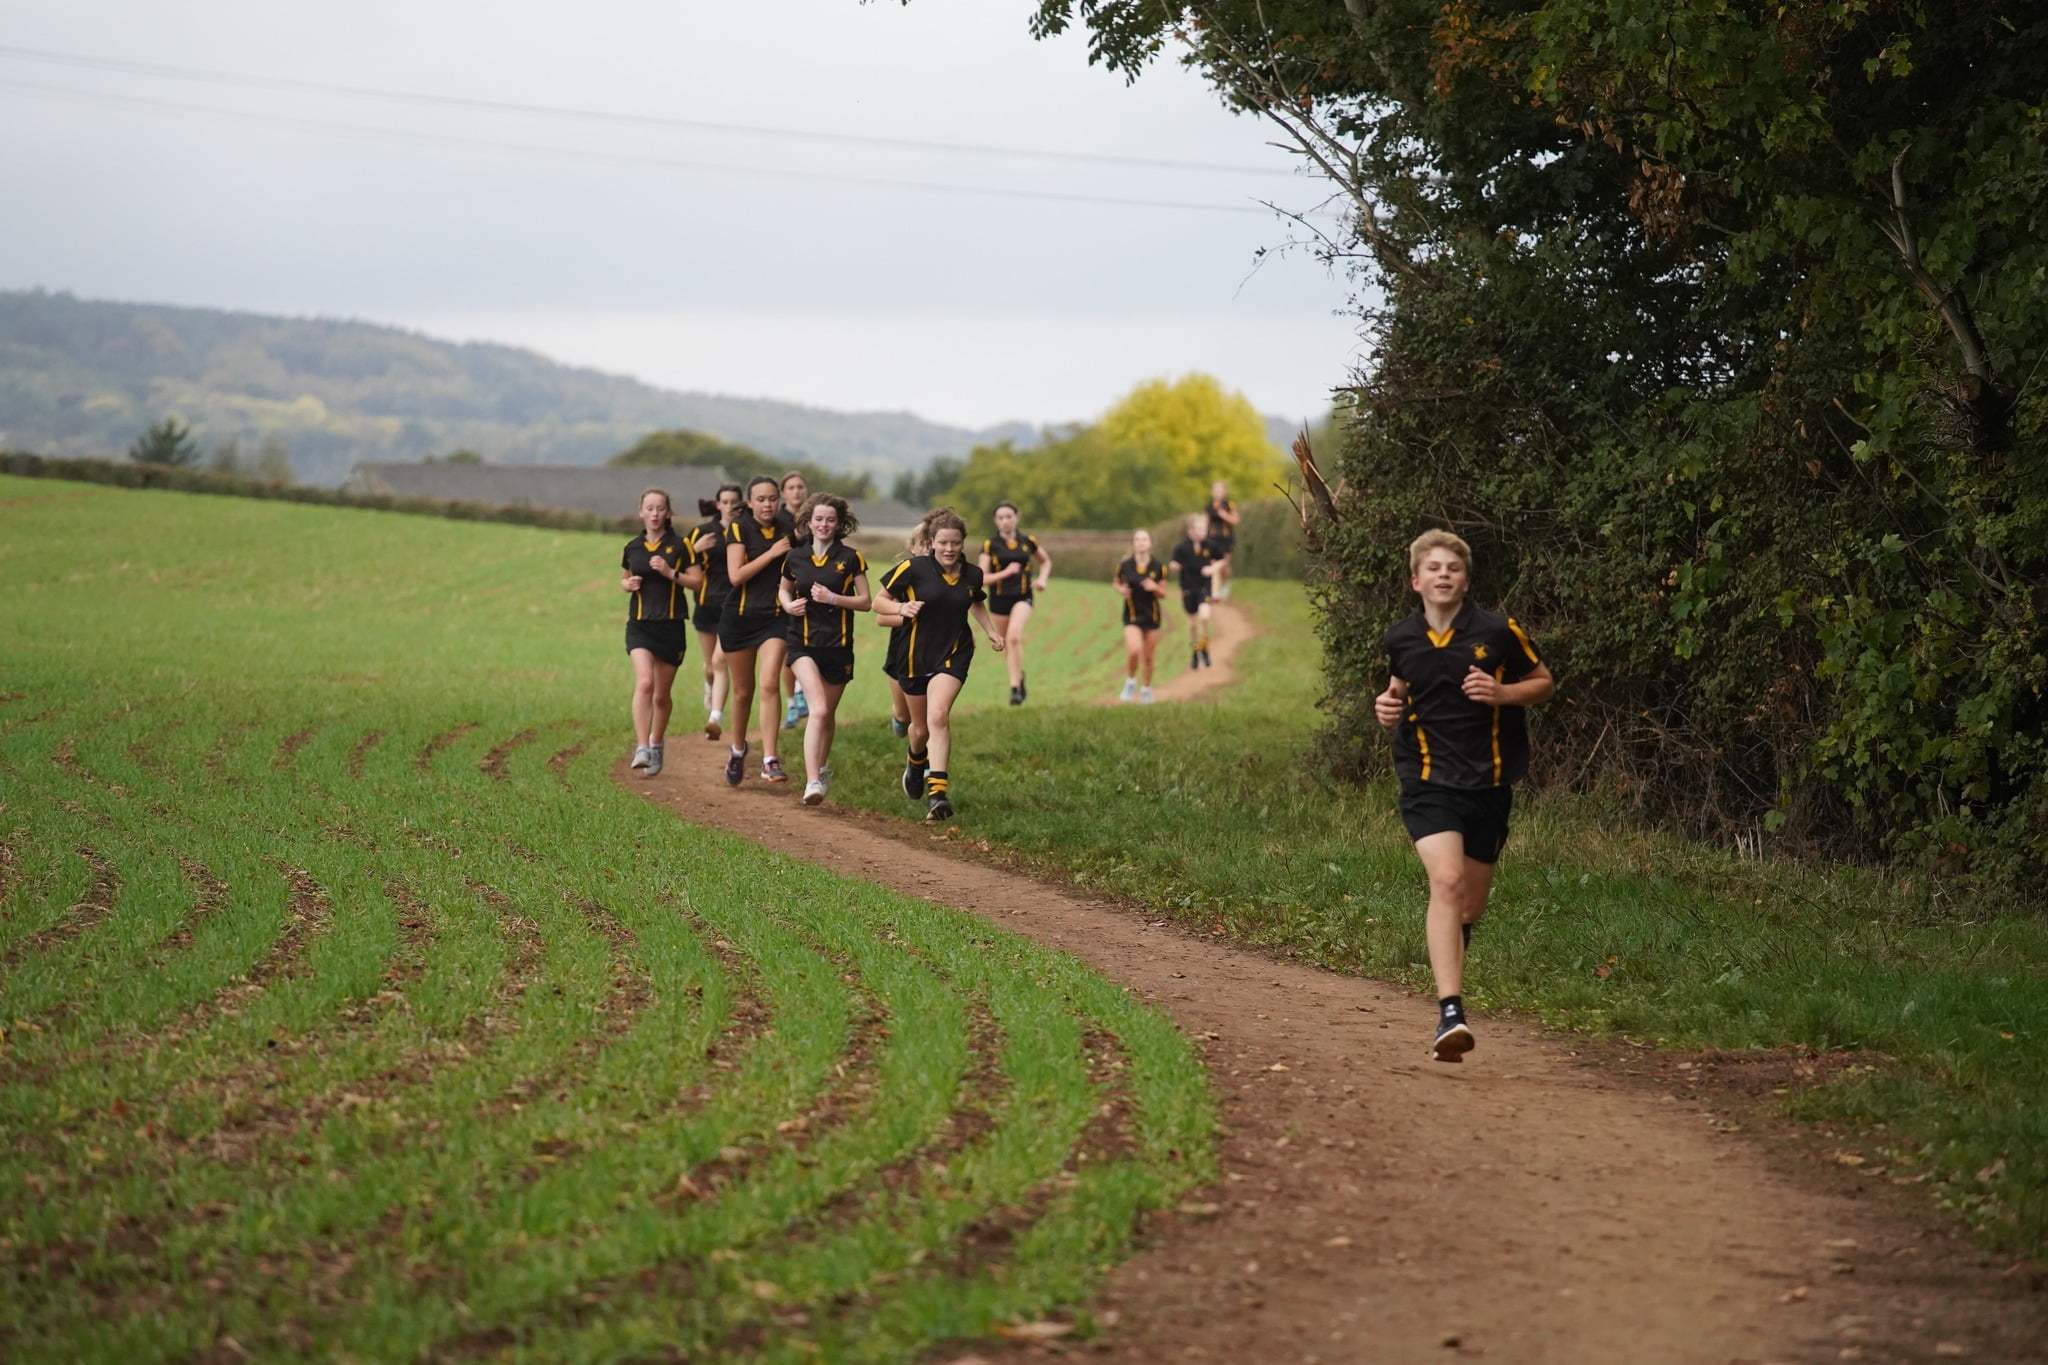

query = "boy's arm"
(1374, 675), (1409, 730)
(1463, 662), (1553, 707)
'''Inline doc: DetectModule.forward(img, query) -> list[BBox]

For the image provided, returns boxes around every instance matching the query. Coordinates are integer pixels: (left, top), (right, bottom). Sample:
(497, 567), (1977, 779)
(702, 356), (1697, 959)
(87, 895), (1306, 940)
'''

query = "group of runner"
(621, 476), (1251, 813)
(623, 474), (1556, 1061)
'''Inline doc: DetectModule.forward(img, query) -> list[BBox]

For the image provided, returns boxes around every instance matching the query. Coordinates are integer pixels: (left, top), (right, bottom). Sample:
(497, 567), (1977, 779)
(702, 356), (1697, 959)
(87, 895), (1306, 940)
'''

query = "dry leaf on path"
(995, 1320), (1076, 1341)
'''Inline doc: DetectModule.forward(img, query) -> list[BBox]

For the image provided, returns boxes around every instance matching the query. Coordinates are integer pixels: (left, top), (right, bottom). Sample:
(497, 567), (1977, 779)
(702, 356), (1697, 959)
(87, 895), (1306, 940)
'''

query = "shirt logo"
(1472, 644), (1489, 661)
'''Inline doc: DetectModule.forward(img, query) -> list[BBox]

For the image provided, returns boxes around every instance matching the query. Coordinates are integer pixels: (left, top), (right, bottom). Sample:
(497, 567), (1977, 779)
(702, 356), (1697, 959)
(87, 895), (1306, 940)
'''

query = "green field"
(0, 478), (1213, 1361)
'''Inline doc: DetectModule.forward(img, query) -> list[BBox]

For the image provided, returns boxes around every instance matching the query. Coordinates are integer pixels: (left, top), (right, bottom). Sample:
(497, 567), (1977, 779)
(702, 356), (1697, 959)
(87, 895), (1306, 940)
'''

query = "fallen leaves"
(994, 1320), (1075, 1342)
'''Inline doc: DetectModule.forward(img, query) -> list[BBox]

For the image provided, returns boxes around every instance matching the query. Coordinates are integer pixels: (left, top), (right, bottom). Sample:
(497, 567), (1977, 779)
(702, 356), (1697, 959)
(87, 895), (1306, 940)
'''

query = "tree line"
(1026, 0), (2047, 899)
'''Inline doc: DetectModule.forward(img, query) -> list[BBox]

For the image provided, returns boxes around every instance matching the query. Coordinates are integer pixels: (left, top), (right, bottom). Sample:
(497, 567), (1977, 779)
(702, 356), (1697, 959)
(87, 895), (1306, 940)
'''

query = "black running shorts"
(625, 619), (688, 667)
(1397, 784), (1515, 864)
(894, 663), (968, 697)
(787, 645), (854, 687)
(989, 590), (1033, 615)
(691, 599), (725, 633)
(1181, 589), (1209, 617)
(718, 611), (783, 654)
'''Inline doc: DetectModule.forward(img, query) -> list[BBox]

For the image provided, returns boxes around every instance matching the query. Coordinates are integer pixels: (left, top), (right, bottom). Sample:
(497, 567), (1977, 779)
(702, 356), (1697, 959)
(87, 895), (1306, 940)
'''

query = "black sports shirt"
(724, 513), (792, 619)
(1168, 537), (1213, 595)
(1384, 600), (1545, 790)
(982, 533), (1039, 607)
(782, 545), (869, 649)
(1117, 555), (1168, 629)
(886, 556), (986, 678)
(691, 517), (733, 612)
(1206, 497), (1236, 545)
(877, 558), (916, 678)
(621, 529), (698, 623)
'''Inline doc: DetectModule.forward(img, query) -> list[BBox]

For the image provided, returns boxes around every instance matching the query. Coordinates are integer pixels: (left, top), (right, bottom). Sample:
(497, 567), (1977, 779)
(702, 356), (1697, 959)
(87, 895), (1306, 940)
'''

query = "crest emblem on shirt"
(1472, 644), (1489, 660)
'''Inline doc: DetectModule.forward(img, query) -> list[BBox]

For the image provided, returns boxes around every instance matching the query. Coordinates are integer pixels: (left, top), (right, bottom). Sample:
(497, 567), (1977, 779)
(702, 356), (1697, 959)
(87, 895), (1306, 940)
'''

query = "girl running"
(1168, 512), (1222, 670)
(1206, 479), (1241, 601)
(779, 470), (811, 731)
(875, 515), (934, 740)
(1113, 527), (1169, 702)
(691, 482), (743, 741)
(876, 508), (1005, 822)
(718, 475), (794, 785)
(978, 501), (1052, 706)
(622, 487), (703, 779)
(777, 493), (871, 805)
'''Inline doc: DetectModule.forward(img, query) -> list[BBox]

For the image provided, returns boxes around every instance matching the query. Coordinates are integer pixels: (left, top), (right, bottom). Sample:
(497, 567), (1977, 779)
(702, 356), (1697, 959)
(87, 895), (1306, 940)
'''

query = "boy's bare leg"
(1414, 832), (1474, 999)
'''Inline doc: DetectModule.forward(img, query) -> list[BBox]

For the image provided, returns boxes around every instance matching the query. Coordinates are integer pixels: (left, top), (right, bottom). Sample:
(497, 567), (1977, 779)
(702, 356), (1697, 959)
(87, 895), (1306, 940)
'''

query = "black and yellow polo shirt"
(723, 512), (792, 619)
(1168, 536), (1213, 595)
(886, 555), (986, 679)
(982, 533), (1039, 607)
(1384, 601), (1545, 790)
(621, 528), (698, 623)
(1117, 554), (1168, 629)
(782, 545), (869, 649)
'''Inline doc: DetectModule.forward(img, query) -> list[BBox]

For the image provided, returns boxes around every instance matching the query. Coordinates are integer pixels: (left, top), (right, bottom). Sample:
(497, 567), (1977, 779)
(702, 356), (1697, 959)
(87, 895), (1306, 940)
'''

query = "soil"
(625, 601), (2046, 1364)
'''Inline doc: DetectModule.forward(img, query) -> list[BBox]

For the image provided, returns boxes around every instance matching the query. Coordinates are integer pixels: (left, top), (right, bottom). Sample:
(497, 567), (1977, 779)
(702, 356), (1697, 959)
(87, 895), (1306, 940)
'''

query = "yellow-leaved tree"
(1097, 373), (1286, 511)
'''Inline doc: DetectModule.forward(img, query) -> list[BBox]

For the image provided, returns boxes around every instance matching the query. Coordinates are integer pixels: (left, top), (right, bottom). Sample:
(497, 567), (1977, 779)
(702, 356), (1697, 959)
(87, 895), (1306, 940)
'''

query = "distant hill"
(0, 290), (1038, 487)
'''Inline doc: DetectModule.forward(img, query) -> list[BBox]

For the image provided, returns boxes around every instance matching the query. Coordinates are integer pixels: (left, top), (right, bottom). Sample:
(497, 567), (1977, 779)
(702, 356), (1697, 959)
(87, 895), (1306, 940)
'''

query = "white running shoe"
(1140, 686), (1155, 703)
(643, 744), (664, 778)
(802, 779), (826, 806)
(704, 709), (722, 741)
(1118, 677), (1137, 702)
(630, 744), (651, 769)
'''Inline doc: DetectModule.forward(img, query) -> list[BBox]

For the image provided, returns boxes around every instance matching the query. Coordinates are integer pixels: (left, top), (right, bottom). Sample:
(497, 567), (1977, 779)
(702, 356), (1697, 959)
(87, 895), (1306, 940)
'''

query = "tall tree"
(1019, 1), (2048, 894)
(128, 417), (200, 467)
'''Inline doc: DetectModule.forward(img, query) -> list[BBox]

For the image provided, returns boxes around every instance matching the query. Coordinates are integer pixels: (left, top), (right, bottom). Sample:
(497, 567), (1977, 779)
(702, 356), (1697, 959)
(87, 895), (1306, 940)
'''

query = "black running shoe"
(724, 742), (748, 788)
(1200, 648), (1213, 668)
(902, 763), (927, 801)
(1009, 686), (1022, 706)
(925, 791), (954, 822)
(1431, 1017), (1475, 1063)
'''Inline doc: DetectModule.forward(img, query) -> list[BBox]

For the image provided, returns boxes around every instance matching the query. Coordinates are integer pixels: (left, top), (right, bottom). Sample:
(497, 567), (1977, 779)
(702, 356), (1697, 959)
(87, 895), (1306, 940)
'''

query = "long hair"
(795, 491), (859, 544)
(638, 487), (674, 536)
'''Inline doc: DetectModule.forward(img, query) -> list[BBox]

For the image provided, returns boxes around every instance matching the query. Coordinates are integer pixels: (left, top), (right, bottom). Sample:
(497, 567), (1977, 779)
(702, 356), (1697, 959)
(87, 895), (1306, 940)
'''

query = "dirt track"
(628, 602), (2045, 1363)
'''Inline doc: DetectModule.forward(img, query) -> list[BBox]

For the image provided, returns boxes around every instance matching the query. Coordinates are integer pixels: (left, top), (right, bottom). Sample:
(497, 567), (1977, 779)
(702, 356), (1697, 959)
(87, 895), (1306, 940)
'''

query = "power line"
(0, 42), (1301, 179)
(0, 77), (1289, 215)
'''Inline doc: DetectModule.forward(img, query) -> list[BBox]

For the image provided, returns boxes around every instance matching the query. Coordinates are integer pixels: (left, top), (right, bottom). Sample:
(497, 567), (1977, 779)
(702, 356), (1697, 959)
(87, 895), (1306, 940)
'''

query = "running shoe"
(902, 762), (927, 801)
(782, 699), (801, 730)
(1009, 686), (1022, 706)
(643, 744), (664, 778)
(1118, 678), (1137, 703)
(1431, 1016), (1475, 1063)
(1200, 648), (1213, 668)
(890, 717), (909, 738)
(820, 764), (834, 783)
(704, 709), (722, 742)
(1139, 686), (1154, 704)
(925, 791), (954, 822)
(724, 742), (748, 787)
(802, 779), (826, 806)
(630, 744), (651, 770)
(762, 756), (788, 783)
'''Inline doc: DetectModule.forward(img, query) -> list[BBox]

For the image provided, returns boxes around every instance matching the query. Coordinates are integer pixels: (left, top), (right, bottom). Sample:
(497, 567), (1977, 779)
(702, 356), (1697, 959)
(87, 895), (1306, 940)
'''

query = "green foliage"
(891, 454), (964, 507)
(1032, 0), (2048, 898)
(127, 417), (199, 467)
(929, 374), (1288, 531)
(1098, 374), (1289, 505)
(421, 448), (483, 466)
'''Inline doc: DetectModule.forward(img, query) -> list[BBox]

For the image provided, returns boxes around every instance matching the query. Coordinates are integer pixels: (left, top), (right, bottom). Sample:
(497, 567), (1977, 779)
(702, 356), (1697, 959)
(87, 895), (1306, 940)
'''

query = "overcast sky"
(0, 1), (1366, 429)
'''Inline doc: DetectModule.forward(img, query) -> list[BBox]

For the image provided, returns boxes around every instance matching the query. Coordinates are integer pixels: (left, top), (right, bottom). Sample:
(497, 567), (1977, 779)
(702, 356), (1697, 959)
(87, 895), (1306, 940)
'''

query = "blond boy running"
(1374, 530), (1555, 1062)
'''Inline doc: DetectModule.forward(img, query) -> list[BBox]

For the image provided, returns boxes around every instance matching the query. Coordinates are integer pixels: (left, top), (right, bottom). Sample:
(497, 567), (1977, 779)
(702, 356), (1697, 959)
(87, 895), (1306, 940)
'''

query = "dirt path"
(626, 650), (2044, 1363)
(1143, 599), (1257, 705)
